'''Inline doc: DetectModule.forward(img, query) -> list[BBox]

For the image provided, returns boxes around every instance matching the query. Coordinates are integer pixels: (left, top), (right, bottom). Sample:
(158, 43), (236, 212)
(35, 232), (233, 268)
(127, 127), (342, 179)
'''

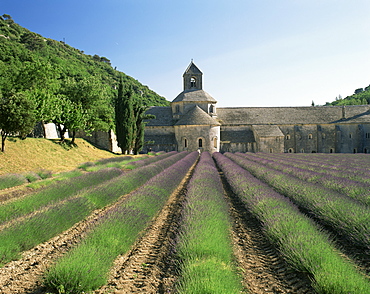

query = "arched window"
(198, 138), (203, 148)
(213, 137), (217, 148)
(209, 104), (214, 113)
(286, 134), (290, 140)
(191, 77), (196, 88)
(288, 148), (294, 153)
(330, 148), (334, 153)
(308, 134), (313, 139)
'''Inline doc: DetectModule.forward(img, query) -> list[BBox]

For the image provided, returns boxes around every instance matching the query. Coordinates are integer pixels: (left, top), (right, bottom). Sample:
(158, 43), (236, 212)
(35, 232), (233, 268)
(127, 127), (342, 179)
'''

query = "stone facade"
(143, 61), (370, 154)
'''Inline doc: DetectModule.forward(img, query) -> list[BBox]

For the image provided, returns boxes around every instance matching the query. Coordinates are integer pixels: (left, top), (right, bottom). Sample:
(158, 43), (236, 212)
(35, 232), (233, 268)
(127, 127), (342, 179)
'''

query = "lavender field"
(0, 151), (369, 294)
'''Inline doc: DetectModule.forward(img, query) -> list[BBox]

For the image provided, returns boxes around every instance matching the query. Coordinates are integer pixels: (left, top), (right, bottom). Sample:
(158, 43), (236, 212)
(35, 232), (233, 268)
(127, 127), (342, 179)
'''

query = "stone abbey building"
(143, 61), (370, 154)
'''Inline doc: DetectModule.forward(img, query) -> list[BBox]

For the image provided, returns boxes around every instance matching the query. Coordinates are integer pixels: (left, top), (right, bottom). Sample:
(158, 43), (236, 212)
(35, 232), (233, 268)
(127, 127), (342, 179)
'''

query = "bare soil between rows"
(0, 165), (316, 294)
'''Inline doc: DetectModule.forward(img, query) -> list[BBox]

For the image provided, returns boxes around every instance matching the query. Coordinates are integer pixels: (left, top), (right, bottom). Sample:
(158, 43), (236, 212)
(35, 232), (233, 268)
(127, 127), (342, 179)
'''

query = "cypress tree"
(115, 79), (134, 154)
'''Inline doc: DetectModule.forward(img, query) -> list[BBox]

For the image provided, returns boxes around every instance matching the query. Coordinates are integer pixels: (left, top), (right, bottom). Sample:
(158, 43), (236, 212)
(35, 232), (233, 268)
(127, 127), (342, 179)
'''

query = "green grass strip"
(176, 152), (242, 294)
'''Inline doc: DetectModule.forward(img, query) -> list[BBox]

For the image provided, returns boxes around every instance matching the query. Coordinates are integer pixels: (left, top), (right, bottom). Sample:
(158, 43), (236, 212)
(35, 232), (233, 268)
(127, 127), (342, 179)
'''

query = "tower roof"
(183, 61), (202, 76)
(174, 105), (220, 126)
(172, 89), (217, 103)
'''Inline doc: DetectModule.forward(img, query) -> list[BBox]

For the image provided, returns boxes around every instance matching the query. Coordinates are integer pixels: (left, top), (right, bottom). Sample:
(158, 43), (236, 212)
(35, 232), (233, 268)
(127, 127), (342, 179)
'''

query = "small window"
(198, 138), (203, 148)
(349, 133), (352, 139)
(353, 148), (357, 153)
(191, 77), (196, 88)
(269, 148), (273, 153)
(213, 137), (217, 148)
(286, 134), (290, 140)
(209, 104), (214, 113)
(364, 148), (368, 154)
(308, 134), (313, 139)
(330, 148), (334, 153)
(184, 138), (187, 148)
(288, 148), (294, 153)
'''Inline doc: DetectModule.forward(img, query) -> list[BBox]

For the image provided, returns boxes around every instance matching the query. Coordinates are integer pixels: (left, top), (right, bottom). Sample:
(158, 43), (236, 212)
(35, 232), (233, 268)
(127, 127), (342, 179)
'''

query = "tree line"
(0, 14), (168, 153)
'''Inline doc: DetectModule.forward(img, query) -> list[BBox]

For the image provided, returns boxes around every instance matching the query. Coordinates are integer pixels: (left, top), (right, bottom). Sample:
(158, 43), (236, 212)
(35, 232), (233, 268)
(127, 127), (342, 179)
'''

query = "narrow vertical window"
(213, 137), (217, 148)
(176, 105), (180, 113)
(198, 138), (203, 148)
(184, 138), (187, 148)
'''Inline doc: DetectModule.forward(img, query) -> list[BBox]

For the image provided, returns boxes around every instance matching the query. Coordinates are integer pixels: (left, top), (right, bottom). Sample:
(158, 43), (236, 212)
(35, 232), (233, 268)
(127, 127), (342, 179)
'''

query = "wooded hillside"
(0, 14), (169, 151)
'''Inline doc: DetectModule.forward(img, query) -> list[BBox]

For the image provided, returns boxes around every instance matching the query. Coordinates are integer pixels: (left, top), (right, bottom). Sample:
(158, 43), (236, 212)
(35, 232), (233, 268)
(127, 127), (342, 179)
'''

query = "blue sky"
(2, 0), (370, 107)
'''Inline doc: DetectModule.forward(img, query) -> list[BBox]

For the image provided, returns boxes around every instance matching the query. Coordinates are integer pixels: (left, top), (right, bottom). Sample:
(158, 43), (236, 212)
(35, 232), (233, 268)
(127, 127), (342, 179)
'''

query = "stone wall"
(174, 124), (220, 153)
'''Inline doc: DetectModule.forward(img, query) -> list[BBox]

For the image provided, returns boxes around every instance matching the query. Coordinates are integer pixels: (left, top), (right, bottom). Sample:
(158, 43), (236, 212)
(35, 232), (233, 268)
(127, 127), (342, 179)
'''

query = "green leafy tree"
(54, 76), (112, 143)
(115, 79), (135, 154)
(0, 93), (36, 152)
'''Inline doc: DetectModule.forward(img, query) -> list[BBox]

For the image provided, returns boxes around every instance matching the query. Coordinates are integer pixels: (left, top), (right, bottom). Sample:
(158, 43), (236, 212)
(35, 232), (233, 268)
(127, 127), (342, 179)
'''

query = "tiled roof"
(217, 105), (370, 125)
(145, 105), (370, 127)
(252, 125), (284, 137)
(174, 105), (221, 126)
(172, 89), (217, 103)
(184, 61), (202, 75)
(145, 107), (174, 126)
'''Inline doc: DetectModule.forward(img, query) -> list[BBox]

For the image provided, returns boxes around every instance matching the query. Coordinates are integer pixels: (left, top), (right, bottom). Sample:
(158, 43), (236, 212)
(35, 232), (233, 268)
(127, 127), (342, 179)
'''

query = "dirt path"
(220, 170), (316, 294)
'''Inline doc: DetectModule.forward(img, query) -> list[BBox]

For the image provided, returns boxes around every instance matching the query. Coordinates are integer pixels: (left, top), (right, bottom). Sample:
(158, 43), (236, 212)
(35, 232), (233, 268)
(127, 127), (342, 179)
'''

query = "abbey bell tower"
(183, 61), (203, 90)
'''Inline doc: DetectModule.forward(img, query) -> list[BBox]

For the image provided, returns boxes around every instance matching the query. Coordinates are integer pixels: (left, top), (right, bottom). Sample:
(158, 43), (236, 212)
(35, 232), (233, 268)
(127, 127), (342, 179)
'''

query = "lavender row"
(0, 167), (123, 225)
(125, 151), (178, 168)
(214, 152), (370, 293)
(226, 152), (370, 252)
(0, 152), (190, 266)
(176, 152), (242, 293)
(81, 151), (189, 208)
(0, 170), (53, 190)
(236, 153), (370, 205)
(45, 151), (199, 293)
(258, 152), (370, 182)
